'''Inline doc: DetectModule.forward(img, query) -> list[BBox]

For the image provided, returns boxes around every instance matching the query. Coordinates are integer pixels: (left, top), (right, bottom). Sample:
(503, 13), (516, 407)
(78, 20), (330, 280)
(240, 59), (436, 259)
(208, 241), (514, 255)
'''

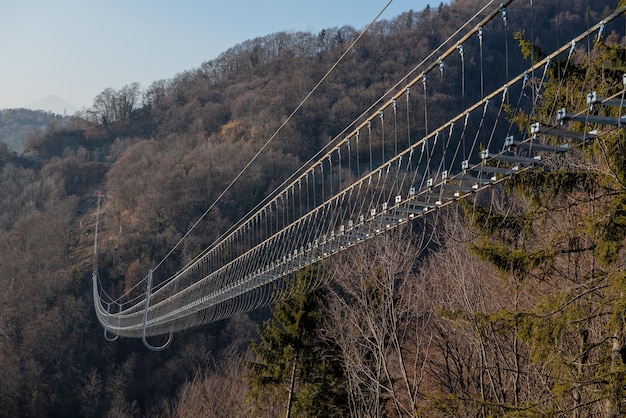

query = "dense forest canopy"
(0, 0), (624, 416)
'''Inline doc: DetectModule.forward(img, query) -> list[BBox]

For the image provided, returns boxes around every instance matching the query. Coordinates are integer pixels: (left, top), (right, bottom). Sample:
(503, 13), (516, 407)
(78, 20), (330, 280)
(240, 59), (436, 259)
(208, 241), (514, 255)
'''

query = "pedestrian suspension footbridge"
(93, 0), (626, 350)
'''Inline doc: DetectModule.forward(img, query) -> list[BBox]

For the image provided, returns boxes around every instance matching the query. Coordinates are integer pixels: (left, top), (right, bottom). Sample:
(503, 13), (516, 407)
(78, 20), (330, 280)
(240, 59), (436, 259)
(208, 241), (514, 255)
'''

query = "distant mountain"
(25, 94), (78, 116)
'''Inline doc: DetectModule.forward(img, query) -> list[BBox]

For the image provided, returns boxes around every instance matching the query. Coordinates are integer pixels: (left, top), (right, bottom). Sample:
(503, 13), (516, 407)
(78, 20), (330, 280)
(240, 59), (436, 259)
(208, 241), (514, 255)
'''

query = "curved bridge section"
(93, 1), (626, 343)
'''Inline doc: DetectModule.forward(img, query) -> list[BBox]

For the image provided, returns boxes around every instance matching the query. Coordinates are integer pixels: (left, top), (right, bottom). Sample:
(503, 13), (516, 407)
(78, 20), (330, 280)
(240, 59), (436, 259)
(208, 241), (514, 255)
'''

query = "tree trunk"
(285, 350), (298, 418)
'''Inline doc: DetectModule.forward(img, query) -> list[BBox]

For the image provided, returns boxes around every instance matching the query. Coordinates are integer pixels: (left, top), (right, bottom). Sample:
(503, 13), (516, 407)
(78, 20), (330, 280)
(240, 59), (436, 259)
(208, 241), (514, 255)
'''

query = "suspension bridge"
(93, 0), (626, 350)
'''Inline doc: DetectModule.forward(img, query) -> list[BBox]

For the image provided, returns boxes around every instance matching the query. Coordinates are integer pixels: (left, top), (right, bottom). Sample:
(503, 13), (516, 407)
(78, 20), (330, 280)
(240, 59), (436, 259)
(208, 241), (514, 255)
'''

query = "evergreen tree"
(455, 13), (626, 416)
(247, 268), (348, 417)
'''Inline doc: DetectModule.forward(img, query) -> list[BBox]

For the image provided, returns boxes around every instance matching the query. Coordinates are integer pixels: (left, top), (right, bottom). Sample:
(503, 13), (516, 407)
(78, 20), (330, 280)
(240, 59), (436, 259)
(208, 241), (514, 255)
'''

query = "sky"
(0, 0), (441, 114)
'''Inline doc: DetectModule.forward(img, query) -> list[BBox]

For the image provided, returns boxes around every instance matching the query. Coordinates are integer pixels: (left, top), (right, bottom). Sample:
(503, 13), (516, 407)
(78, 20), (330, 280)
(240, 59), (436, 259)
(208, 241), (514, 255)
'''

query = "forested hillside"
(0, 109), (62, 153)
(0, 0), (624, 416)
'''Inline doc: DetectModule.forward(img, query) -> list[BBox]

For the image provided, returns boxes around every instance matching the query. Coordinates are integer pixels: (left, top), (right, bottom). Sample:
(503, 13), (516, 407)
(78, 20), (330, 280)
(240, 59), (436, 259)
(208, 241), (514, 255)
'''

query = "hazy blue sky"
(0, 0), (440, 113)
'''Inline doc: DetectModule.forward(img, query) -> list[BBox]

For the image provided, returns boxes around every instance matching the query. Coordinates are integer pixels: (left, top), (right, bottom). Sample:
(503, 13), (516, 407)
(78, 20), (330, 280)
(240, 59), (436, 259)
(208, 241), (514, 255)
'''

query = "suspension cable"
(110, 1), (396, 301)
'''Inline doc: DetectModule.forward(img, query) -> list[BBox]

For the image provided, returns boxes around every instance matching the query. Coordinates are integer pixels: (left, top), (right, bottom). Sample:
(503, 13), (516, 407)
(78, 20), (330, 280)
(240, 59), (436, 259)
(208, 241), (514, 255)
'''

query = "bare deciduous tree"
(165, 355), (251, 418)
(325, 229), (433, 417)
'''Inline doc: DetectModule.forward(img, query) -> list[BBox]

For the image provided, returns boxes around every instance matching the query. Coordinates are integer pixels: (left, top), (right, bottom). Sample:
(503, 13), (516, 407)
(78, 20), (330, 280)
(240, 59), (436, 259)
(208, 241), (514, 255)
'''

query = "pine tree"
(246, 268), (347, 417)
(457, 13), (626, 415)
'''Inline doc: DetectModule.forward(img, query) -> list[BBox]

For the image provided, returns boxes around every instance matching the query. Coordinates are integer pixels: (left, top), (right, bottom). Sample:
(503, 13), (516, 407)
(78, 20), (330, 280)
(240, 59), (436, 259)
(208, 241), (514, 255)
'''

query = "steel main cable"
(101, 0), (620, 318)
(172, 0), (515, 280)
(110, 0), (396, 302)
(99, 0), (517, 309)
